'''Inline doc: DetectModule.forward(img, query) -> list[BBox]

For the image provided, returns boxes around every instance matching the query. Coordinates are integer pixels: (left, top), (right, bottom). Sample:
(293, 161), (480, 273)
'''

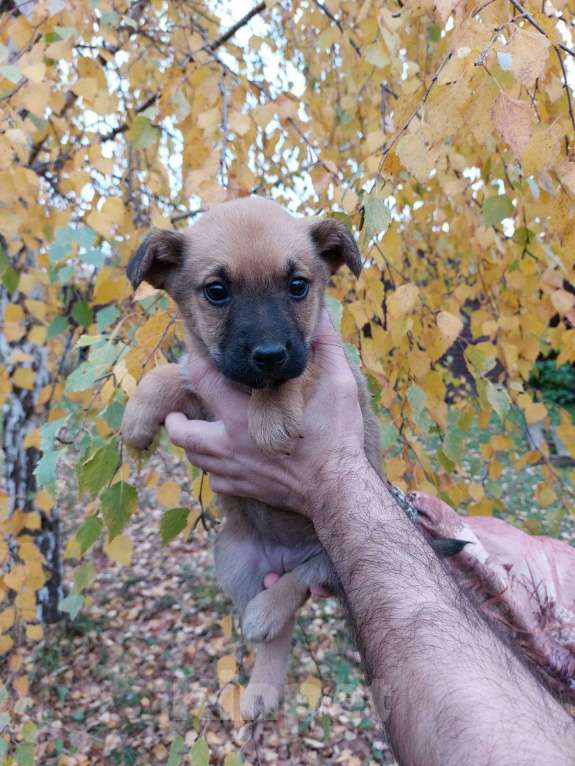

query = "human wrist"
(306, 452), (392, 531)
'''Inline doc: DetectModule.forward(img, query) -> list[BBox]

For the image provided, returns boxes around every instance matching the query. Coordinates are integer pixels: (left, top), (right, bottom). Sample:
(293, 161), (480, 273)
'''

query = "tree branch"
(508, 0), (575, 58)
(208, 1), (266, 52)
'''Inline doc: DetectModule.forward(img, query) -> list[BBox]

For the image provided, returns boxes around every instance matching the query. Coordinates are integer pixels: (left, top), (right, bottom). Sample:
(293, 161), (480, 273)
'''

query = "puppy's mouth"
(215, 347), (308, 390)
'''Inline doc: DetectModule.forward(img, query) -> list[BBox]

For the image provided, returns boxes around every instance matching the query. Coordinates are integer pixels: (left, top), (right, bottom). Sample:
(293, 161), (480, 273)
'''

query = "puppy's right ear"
(127, 230), (186, 290)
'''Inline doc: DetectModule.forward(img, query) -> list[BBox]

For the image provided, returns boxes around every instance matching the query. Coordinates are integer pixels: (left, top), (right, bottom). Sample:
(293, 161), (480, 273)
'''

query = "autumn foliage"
(1, 0), (575, 760)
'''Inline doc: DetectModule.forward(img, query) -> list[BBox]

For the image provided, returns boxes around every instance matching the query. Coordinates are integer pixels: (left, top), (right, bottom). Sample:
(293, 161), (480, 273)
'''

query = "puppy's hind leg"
(242, 569), (309, 644)
(241, 617), (295, 720)
(242, 551), (336, 643)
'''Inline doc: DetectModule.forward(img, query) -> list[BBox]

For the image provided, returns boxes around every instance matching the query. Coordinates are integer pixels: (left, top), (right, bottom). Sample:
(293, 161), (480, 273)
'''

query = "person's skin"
(165, 310), (574, 766)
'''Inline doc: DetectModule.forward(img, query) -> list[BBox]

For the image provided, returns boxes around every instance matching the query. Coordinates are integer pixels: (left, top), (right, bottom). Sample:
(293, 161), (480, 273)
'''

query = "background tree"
(0, 0), (574, 761)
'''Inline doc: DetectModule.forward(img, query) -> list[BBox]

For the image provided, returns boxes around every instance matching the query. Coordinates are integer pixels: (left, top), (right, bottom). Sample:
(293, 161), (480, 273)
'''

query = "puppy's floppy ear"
(309, 219), (362, 277)
(127, 230), (186, 290)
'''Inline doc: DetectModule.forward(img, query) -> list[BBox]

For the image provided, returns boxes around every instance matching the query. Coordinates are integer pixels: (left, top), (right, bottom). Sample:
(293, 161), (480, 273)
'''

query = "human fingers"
(183, 450), (242, 479)
(165, 412), (228, 456)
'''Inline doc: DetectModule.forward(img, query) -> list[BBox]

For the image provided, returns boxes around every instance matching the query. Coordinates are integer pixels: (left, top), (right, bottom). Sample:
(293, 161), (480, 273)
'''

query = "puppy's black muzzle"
(252, 343), (289, 373)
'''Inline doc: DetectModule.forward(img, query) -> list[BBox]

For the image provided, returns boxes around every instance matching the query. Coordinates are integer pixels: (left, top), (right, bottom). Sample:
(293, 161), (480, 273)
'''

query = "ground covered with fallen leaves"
(33, 455), (396, 766)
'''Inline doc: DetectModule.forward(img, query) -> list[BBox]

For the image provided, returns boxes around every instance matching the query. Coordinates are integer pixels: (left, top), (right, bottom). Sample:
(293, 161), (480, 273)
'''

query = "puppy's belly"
(238, 499), (317, 548)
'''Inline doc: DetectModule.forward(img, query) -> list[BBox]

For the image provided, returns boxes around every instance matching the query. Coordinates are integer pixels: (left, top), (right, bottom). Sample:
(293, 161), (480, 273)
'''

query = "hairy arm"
(165, 310), (574, 765)
(314, 459), (573, 766)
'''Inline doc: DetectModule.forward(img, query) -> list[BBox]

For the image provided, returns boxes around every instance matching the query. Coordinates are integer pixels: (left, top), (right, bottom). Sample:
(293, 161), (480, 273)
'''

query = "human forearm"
(313, 461), (574, 766)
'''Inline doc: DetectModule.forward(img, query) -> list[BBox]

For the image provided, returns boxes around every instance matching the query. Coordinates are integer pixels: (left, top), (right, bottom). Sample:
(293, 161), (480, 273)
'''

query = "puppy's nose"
(252, 343), (288, 371)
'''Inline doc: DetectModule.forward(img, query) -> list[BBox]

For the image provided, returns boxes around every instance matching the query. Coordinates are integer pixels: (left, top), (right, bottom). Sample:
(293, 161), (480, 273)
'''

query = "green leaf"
(77, 440), (120, 498)
(379, 420), (398, 450)
(0, 65), (22, 84)
(0, 249), (19, 294)
(76, 516), (103, 554)
(101, 482), (137, 540)
(72, 300), (93, 329)
(47, 315), (68, 338)
(485, 381), (511, 423)
(189, 738), (209, 766)
(64, 361), (100, 393)
(160, 507), (189, 545)
(407, 384), (426, 424)
(34, 451), (59, 491)
(59, 594), (84, 620)
(15, 742), (34, 766)
(168, 735), (186, 766)
(72, 562), (96, 594)
(482, 194), (513, 226)
(464, 344), (496, 375)
(428, 23), (441, 42)
(437, 448), (456, 473)
(513, 226), (533, 246)
(103, 400), (124, 430)
(97, 305), (120, 331)
(361, 194), (391, 243)
(127, 115), (158, 149)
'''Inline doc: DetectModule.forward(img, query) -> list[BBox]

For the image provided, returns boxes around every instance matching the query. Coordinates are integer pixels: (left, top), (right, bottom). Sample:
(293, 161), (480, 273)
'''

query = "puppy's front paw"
(240, 682), (282, 720)
(248, 403), (302, 455)
(121, 404), (160, 451)
(242, 589), (288, 643)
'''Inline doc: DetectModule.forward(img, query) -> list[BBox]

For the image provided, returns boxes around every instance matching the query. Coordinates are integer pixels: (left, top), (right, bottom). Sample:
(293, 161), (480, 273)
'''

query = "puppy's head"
(128, 197), (361, 389)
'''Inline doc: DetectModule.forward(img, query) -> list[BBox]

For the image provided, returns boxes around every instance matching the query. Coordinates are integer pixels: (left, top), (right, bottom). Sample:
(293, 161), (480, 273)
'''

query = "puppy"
(121, 197), (383, 719)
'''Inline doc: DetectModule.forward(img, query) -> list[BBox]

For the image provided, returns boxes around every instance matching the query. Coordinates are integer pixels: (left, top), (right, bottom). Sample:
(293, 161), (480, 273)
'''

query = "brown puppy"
(121, 197), (382, 719)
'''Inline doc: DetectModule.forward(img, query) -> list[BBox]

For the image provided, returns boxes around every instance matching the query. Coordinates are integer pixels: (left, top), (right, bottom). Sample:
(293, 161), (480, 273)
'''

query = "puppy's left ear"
(309, 219), (362, 277)
(127, 230), (186, 291)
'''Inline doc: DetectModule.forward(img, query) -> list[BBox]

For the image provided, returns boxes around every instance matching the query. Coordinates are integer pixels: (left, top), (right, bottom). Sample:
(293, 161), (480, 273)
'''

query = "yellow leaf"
(217, 654), (236, 687)
(492, 93), (533, 158)
(14, 675), (28, 697)
(21, 61), (46, 83)
(300, 674), (322, 708)
(24, 512), (41, 530)
(64, 535), (81, 560)
(104, 534), (133, 566)
(4, 303), (25, 342)
(12, 367), (35, 391)
(24, 428), (40, 449)
(0, 635), (14, 655)
(8, 653), (22, 672)
(26, 624), (44, 641)
(220, 683), (243, 722)
(93, 267), (131, 304)
(507, 27), (550, 87)
(437, 311), (463, 345)
(220, 614), (233, 639)
(524, 401), (547, 424)
(0, 607), (15, 632)
(388, 283), (419, 317)
(28, 325), (47, 345)
(101, 197), (125, 225)
(550, 289), (575, 315)
(228, 112), (251, 136)
(0, 367), (10, 407)
(25, 300), (47, 322)
(396, 131), (436, 182)
(156, 480), (181, 508)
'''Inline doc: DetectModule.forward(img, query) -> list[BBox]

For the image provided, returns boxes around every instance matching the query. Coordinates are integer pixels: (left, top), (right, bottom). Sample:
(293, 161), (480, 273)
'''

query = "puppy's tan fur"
(121, 198), (382, 719)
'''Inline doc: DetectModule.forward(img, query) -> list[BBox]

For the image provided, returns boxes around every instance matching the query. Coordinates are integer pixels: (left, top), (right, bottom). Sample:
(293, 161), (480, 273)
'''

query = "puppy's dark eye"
(203, 281), (229, 304)
(288, 277), (309, 300)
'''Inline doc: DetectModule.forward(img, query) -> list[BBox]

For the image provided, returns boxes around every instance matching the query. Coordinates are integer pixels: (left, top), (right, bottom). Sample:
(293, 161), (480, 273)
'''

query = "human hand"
(165, 309), (368, 517)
